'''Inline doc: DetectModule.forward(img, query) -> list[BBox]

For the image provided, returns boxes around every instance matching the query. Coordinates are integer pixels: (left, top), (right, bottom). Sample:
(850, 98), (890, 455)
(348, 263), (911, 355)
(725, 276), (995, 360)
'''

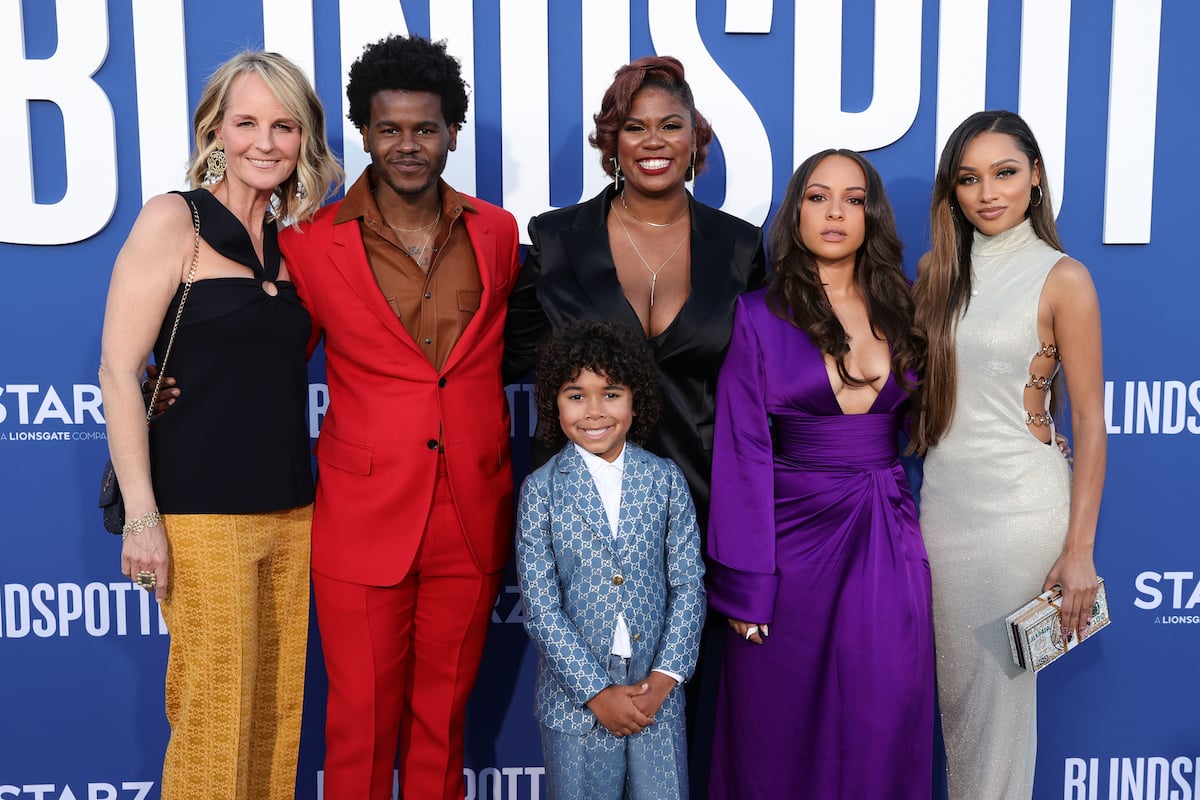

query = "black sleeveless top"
(149, 189), (314, 513)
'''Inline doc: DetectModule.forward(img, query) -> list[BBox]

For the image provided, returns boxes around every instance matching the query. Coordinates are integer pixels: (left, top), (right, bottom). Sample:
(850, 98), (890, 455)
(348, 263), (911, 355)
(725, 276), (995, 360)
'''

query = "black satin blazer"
(503, 187), (766, 530)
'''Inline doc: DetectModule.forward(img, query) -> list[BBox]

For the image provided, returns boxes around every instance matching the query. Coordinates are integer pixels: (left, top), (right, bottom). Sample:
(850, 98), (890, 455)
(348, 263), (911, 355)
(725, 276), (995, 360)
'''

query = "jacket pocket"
(315, 429), (373, 475)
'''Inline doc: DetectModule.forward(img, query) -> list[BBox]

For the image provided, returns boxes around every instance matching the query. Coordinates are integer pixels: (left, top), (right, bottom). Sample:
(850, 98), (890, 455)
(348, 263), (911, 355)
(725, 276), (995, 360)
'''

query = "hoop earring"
(685, 151), (696, 183)
(203, 146), (227, 185)
(611, 157), (623, 191)
(1030, 185), (1043, 208)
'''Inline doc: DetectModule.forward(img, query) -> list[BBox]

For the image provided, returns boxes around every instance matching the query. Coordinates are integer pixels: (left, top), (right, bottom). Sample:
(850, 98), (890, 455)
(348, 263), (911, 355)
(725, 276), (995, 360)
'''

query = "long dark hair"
(910, 110), (1063, 453)
(766, 149), (923, 394)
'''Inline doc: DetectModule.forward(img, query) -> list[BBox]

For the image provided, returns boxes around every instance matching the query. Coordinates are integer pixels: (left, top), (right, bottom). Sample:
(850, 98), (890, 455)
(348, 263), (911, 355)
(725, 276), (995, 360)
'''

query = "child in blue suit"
(516, 321), (706, 800)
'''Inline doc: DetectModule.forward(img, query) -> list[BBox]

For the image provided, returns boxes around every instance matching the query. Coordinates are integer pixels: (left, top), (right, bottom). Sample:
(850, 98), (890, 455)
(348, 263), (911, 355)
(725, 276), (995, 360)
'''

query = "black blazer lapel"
(652, 195), (741, 357)
(558, 190), (646, 334)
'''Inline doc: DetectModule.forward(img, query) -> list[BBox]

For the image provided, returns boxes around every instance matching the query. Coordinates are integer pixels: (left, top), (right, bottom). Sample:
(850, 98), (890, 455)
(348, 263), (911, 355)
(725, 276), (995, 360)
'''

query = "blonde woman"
(98, 51), (341, 799)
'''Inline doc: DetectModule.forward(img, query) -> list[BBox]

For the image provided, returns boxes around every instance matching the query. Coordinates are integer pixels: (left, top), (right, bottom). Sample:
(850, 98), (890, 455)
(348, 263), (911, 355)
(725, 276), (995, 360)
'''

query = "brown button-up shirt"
(336, 170), (483, 371)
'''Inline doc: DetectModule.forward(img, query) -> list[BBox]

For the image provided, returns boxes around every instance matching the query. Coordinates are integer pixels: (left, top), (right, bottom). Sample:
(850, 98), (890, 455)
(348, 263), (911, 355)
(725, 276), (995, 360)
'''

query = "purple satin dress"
(706, 290), (933, 799)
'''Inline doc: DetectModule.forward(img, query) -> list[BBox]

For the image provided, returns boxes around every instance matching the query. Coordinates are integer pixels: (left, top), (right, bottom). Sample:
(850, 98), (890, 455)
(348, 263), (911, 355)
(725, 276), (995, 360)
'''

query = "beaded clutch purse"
(1006, 578), (1110, 672)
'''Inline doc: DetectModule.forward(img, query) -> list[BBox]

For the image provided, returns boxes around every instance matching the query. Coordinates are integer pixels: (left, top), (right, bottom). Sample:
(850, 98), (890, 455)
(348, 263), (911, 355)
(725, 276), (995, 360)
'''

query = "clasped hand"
(586, 673), (673, 737)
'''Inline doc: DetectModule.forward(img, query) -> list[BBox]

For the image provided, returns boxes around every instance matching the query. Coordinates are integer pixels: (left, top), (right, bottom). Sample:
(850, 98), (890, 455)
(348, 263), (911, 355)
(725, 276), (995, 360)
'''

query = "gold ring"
(135, 571), (157, 591)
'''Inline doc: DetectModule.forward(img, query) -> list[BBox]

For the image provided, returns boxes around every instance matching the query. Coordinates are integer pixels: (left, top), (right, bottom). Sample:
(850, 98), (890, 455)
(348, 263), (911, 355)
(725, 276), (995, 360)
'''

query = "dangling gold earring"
(612, 157), (623, 192)
(204, 145), (227, 185)
(1030, 185), (1043, 207)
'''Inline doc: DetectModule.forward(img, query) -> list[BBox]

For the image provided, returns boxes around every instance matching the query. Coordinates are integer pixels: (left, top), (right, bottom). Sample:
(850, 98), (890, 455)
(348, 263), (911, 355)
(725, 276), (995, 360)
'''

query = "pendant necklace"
(612, 205), (688, 307)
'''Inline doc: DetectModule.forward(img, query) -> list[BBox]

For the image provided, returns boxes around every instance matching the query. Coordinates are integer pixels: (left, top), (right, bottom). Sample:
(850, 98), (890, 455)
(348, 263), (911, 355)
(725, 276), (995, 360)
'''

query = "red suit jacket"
(280, 189), (521, 585)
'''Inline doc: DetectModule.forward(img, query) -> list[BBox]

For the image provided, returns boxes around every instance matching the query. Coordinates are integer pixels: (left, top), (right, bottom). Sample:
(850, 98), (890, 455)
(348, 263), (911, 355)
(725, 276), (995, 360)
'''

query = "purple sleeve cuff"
(705, 560), (779, 623)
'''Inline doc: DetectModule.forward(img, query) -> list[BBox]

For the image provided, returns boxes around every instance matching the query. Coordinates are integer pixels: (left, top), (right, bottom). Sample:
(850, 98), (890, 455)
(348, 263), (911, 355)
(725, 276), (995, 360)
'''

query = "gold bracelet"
(122, 510), (162, 541)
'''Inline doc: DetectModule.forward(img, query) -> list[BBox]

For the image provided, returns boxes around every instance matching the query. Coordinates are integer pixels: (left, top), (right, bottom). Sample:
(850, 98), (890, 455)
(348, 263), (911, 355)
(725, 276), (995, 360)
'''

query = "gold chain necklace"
(384, 210), (441, 233)
(388, 209), (441, 270)
(620, 190), (689, 227)
(612, 205), (688, 307)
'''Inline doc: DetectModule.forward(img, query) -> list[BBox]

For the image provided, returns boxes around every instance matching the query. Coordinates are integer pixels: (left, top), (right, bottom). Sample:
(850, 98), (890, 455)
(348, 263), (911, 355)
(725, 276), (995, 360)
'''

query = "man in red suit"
(280, 35), (521, 800)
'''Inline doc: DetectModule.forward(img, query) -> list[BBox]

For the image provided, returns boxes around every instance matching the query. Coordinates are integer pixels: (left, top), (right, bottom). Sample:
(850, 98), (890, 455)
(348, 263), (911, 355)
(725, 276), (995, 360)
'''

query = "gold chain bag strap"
(99, 199), (201, 534)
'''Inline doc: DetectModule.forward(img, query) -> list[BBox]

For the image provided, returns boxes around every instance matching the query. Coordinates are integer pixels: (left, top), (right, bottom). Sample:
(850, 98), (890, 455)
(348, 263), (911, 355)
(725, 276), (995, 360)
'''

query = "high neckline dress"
(921, 219), (1072, 800)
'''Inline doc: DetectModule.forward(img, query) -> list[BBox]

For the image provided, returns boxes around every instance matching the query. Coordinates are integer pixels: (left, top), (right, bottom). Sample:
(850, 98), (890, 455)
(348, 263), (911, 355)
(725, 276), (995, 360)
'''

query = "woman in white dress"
(910, 110), (1106, 800)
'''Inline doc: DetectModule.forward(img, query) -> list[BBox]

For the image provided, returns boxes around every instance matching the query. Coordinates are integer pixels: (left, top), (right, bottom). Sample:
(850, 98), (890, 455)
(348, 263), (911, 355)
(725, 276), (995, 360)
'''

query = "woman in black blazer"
(503, 56), (765, 532)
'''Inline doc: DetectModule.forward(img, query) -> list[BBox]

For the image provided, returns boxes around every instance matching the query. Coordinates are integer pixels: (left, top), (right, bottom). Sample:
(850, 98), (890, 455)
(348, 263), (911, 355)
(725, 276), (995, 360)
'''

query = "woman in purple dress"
(706, 150), (933, 798)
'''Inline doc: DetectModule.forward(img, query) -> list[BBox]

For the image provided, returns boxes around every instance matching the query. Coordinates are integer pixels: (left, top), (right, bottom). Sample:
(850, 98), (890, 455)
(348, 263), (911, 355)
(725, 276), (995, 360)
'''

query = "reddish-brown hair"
(589, 56), (714, 179)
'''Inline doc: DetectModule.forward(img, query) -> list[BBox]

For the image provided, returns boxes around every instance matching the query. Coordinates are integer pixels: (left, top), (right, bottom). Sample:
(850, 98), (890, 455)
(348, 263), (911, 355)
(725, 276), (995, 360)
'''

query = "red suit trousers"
(314, 455), (502, 800)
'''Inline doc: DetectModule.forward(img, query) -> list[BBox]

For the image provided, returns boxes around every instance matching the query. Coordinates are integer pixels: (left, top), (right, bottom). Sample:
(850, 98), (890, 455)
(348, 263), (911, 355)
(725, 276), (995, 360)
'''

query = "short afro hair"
(346, 35), (469, 129)
(534, 321), (661, 451)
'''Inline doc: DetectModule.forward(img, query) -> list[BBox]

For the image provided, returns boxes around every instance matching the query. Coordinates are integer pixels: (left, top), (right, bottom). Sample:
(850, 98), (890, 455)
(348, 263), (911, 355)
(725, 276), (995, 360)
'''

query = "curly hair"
(346, 35), (469, 129)
(534, 321), (662, 451)
(766, 149), (924, 397)
(589, 56), (714, 179)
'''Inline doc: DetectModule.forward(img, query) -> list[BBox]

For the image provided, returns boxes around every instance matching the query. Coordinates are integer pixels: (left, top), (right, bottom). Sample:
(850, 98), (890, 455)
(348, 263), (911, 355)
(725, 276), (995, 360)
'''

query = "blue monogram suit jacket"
(516, 442), (706, 734)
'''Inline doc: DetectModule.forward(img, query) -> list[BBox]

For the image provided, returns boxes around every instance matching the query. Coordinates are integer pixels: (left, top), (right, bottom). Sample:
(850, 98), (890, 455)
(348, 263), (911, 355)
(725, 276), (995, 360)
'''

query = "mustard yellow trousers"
(159, 505), (312, 800)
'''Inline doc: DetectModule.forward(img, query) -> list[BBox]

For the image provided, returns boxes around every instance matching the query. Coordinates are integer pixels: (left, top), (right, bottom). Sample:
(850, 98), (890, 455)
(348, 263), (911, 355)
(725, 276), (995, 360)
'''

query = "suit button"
(438, 377), (447, 388)
(424, 338), (432, 345)
(424, 292), (431, 299)
(632, 632), (642, 642)
(427, 439), (438, 450)
(612, 575), (624, 586)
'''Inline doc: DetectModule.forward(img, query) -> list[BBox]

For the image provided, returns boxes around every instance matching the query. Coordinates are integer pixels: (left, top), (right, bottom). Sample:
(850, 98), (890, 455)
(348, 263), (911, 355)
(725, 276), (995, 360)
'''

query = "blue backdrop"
(1, 2), (1196, 798)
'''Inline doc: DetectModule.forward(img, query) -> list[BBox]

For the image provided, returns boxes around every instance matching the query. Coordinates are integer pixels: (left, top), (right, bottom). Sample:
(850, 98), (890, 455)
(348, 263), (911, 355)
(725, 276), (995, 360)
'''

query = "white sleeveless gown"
(921, 220), (1072, 800)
